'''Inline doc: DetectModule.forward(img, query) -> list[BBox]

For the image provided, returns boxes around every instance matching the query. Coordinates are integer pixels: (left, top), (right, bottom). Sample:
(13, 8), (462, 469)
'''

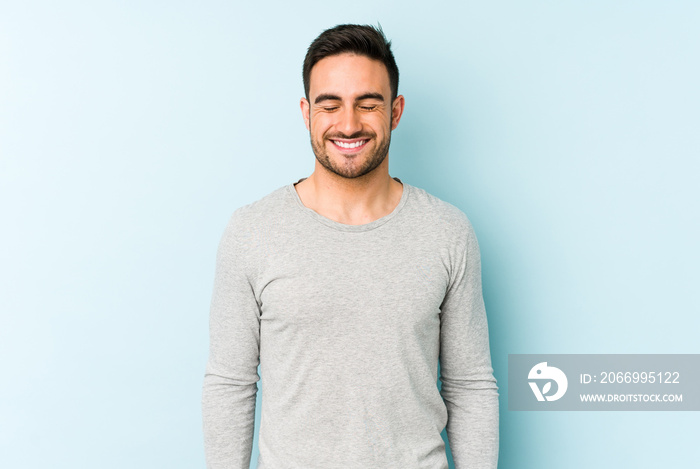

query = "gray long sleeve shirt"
(202, 181), (499, 468)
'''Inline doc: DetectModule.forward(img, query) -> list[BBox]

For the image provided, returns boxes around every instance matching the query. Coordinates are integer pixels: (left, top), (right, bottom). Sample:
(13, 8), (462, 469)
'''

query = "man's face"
(301, 53), (404, 179)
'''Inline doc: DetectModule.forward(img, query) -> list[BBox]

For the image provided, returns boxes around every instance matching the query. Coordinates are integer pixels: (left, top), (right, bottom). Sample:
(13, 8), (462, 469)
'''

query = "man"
(202, 24), (499, 469)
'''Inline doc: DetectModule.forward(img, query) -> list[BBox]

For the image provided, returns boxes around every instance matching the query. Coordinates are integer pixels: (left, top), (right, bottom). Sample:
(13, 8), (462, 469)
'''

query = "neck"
(295, 159), (403, 225)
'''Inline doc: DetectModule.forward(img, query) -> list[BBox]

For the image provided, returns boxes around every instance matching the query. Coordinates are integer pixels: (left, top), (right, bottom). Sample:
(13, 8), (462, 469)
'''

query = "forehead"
(308, 53), (391, 98)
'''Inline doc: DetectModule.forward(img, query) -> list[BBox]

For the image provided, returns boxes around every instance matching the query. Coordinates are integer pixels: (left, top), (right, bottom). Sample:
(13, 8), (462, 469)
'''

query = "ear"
(390, 95), (405, 130)
(300, 97), (310, 130)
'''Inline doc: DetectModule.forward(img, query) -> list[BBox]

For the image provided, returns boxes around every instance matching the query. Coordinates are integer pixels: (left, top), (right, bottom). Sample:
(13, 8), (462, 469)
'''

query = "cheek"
(310, 115), (333, 135)
(372, 115), (392, 134)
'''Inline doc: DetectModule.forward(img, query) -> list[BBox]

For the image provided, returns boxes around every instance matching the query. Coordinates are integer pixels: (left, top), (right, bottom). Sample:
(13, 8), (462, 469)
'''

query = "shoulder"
(403, 185), (484, 276)
(223, 184), (295, 236)
(219, 184), (293, 251)
(404, 184), (476, 244)
(230, 185), (290, 226)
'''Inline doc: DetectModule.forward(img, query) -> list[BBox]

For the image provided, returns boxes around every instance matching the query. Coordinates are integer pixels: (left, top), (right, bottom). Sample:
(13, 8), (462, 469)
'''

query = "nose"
(335, 106), (363, 137)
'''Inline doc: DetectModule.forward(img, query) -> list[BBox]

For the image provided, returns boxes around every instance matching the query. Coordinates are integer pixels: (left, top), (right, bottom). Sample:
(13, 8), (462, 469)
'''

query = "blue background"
(1, 1), (698, 468)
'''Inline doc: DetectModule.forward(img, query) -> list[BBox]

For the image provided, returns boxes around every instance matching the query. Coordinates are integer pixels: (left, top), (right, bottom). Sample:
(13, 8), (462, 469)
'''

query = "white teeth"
(333, 140), (365, 149)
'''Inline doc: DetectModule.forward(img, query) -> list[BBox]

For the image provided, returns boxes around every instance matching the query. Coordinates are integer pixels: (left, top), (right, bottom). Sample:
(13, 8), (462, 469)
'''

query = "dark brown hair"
(303, 24), (399, 101)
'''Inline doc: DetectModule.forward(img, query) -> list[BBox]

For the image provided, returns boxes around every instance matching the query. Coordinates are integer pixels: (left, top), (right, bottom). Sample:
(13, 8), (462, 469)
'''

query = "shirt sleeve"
(439, 224), (499, 468)
(202, 214), (261, 469)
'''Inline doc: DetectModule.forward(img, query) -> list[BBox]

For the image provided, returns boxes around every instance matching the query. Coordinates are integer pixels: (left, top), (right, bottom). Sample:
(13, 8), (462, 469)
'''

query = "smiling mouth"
(330, 138), (370, 152)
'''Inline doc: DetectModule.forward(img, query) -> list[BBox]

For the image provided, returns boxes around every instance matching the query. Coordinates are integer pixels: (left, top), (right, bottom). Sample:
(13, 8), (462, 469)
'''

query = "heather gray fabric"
(202, 180), (499, 469)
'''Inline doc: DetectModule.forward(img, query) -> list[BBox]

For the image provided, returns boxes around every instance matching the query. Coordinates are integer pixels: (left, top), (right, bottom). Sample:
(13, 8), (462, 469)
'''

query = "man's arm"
(202, 214), (261, 469)
(439, 224), (499, 468)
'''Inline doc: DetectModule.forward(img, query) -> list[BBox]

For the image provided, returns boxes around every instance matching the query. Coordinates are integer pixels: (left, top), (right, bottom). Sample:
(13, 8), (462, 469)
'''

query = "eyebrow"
(314, 94), (341, 104)
(314, 92), (385, 104)
(355, 93), (385, 102)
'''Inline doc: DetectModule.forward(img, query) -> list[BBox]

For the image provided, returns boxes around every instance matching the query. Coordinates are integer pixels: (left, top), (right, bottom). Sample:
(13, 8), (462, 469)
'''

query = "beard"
(310, 130), (391, 179)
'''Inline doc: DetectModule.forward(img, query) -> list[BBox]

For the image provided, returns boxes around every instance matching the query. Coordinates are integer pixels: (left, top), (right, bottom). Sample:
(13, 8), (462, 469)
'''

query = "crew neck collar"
(287, 177), (410, 232)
